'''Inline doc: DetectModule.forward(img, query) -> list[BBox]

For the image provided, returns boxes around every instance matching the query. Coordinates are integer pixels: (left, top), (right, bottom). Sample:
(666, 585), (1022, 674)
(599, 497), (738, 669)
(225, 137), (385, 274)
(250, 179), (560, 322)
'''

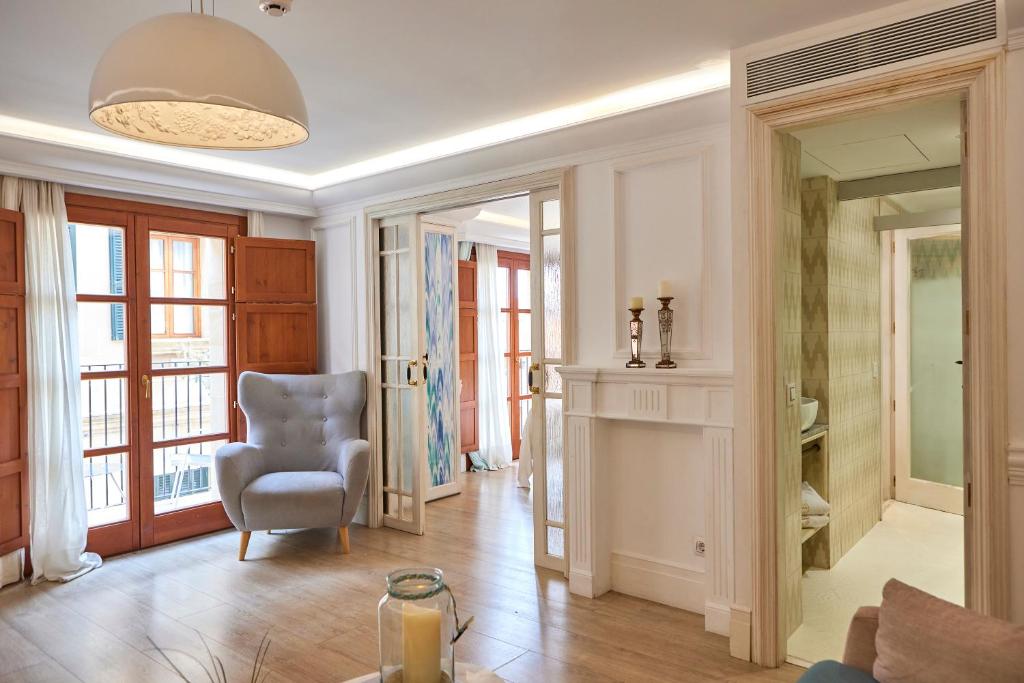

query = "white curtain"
(2, 176), (101, 584)
(475, 245), (512, 469)
(247, 210), (265, 237)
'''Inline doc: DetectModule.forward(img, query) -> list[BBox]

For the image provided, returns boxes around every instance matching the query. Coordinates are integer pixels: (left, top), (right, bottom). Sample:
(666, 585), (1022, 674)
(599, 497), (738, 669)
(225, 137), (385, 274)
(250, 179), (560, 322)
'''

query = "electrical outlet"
(694, 537), (706, 557)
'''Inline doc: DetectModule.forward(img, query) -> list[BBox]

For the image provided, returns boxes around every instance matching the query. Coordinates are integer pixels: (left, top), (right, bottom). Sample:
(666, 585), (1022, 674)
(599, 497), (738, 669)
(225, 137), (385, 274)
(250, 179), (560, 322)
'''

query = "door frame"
(738, 53), (1008, 665)
(892, 224), (964, 515)
(363, 168), (576, 536)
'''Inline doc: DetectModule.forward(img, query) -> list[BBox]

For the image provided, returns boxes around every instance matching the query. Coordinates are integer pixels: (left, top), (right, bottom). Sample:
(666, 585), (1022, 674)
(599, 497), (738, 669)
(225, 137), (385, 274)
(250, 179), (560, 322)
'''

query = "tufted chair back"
(237, 371), (365, 473)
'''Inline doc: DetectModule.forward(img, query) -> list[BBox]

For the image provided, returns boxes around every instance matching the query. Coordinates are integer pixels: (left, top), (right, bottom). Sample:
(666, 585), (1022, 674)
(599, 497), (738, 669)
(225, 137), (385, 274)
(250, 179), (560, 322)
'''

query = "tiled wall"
(776, 132), (803, 639)
(800, 177), (883, 566)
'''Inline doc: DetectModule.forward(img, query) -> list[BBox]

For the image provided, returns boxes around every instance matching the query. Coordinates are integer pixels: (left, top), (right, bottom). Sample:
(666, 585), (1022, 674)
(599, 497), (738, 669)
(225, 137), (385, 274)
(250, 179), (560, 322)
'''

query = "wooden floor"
(0, 466), (802, 682)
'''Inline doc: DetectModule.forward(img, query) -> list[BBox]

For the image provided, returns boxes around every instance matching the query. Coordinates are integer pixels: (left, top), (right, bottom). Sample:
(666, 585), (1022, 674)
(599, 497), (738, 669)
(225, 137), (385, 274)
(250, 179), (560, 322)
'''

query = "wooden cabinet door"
(234, 237), (315, 303)
(0, 208), (27, 557)
(236, 303), (318, 374)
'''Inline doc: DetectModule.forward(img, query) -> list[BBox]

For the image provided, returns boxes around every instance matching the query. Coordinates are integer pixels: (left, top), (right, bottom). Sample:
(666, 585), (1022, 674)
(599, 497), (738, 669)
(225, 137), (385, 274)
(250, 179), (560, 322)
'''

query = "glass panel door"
(894, 225), (964, 515)
(378, 214), (427, 534)
(528, 188), (566, 571)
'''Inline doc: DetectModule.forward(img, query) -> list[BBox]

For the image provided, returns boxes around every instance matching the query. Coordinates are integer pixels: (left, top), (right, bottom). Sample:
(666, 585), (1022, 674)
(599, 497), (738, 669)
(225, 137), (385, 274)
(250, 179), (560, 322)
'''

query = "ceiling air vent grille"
(746, 0), (997, 98)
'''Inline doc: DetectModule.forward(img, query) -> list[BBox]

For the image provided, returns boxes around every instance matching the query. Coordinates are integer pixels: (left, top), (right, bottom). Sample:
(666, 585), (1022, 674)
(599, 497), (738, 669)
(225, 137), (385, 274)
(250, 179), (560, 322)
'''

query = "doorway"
(366, 171), (572, 574)
(740, 55), (1007, 667)
(67, 195), (240, 557)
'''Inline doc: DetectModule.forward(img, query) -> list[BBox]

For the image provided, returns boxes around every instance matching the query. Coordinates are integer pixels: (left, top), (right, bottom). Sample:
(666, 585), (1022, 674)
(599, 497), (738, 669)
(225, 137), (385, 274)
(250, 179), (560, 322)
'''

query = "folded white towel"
(801, 514), (829, 529)
(801, 481), (830, 516)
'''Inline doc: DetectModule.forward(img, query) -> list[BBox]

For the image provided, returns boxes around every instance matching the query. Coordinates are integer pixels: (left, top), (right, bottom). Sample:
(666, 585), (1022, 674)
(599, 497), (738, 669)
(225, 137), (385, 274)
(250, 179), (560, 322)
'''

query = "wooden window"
(149, 234), (201, 337)
(498, 250), (531, 459)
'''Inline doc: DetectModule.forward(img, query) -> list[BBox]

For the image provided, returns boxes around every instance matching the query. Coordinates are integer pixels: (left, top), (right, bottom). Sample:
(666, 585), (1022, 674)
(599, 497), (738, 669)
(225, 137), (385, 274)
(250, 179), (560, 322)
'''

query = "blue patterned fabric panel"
(424, 232), (456, 489)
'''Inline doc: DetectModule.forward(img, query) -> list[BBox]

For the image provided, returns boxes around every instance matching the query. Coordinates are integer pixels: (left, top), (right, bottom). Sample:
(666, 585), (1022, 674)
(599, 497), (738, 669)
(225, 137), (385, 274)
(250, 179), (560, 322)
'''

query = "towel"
(801, 514), (829, 529)
(801, 481), (830, 516)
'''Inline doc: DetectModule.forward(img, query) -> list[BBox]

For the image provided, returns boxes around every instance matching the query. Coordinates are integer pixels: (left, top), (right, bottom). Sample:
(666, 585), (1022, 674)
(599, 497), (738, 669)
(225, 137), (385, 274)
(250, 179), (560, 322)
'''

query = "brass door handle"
(528, 363), (541, 395)
(406, 360), (419, 386)
(141, 374), (151, 399)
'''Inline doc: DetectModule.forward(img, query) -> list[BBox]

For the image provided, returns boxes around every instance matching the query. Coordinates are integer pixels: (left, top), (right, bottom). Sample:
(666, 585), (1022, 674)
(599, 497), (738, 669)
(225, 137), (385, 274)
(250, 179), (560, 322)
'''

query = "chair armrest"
(215, 443), (267, 531)
(338, 438), (370, 526)
(843, 606), (880, 674)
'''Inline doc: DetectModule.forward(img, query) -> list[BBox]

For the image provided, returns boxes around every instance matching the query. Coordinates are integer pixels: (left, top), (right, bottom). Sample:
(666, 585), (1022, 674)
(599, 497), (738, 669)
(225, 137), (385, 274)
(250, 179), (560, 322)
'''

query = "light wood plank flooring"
(0, 465), (802, 682)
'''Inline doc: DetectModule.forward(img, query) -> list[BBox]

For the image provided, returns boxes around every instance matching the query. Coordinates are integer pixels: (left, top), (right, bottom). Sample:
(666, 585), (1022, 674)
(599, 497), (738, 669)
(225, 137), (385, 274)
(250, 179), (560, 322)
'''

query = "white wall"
(312, 92), (733, 622)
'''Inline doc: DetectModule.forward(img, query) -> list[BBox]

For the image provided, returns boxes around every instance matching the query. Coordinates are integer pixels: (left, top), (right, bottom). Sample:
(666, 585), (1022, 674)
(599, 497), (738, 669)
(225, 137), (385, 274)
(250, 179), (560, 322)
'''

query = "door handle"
(141, 374), (151, 399)
(406, 360), (419, 386)
(955, 360), (963, 365)
(528, 363), (541, 395)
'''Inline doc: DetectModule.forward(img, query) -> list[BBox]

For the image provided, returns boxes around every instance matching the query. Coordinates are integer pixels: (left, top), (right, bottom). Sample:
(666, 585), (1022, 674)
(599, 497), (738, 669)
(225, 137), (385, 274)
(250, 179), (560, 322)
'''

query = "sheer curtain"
(2, 176), (101, 583)
(475, 245), (512, 469)
(247, 210), (265, 237)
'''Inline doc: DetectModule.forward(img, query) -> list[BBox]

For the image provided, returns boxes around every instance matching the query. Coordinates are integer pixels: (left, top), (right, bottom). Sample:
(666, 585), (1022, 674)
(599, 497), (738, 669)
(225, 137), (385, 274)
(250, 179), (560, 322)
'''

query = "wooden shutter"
(458, 260), (479, 455)
(233, 237), (318, 375)
(0, 208), (27, 558)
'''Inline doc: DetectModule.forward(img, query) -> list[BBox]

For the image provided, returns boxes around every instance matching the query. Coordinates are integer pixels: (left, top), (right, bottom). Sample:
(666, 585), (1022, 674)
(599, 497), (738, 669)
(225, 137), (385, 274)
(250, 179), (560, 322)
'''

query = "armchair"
(216, 371), (370, 560)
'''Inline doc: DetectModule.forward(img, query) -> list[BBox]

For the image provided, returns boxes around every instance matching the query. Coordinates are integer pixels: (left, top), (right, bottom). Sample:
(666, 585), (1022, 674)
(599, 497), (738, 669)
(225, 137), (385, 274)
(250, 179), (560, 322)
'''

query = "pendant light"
(89, 2), (308, 150)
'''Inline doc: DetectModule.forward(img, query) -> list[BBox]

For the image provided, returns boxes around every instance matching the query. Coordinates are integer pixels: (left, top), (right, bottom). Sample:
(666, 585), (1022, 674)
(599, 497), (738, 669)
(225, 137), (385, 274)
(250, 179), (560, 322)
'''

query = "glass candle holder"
(626, 307), (646, 368)
(378, 567), (472, 683)
(656, 297), (677, 369)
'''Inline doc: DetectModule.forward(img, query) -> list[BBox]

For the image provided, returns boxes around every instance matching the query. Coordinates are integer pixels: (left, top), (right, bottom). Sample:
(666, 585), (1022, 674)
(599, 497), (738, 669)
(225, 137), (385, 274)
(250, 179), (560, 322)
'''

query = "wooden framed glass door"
(68, 195), (240, 556)
(497, 250), (531, 459)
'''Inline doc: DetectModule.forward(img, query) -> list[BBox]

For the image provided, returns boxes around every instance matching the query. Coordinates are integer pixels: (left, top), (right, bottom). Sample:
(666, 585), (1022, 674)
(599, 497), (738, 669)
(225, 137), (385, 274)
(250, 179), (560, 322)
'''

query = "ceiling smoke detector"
(259, 0), (293, 17)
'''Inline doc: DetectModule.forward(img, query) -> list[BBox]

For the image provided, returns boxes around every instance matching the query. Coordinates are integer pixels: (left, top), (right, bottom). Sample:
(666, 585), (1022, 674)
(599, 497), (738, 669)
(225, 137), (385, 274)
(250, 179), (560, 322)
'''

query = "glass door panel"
(894, 226), (964, 515)
(529, 188), (566, 571)
(378, 215), (427, 534)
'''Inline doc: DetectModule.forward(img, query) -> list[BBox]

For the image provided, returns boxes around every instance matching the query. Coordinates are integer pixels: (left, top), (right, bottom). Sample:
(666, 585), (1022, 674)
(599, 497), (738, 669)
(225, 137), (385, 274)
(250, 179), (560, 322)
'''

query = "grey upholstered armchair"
(215, 371), (370, 560)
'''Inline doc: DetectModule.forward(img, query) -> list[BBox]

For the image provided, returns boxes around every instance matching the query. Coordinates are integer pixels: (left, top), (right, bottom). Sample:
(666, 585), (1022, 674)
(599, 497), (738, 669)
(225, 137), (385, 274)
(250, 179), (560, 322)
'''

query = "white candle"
(402, 602), (441, 683)
(657, 280), (672, 298)
(629, 296), (644, 310)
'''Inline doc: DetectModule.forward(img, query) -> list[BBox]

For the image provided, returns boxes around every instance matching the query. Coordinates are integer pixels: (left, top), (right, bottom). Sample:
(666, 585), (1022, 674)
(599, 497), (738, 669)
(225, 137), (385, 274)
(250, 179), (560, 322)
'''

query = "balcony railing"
(82, 360), (223, 525)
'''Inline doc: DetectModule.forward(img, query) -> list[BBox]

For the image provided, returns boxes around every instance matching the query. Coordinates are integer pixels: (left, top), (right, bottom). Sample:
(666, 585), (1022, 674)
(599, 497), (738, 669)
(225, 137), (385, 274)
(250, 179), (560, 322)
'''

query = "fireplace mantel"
(555, 365), (736, 636)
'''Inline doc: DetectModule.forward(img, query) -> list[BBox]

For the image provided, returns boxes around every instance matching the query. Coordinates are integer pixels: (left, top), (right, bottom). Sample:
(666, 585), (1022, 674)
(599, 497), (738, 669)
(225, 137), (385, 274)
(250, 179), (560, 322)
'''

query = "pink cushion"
(873, 579), (1024, 683)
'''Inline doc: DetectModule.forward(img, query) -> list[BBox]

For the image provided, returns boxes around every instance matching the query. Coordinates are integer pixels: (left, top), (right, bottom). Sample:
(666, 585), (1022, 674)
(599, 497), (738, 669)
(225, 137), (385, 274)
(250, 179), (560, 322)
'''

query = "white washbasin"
(800, 397), (818, 432)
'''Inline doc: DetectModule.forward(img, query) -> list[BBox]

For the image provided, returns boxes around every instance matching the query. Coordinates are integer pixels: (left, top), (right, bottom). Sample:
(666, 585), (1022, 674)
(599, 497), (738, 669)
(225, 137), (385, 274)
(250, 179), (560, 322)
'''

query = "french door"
(68, 195), (240, 556)
(527, 187), (566, 571)
(893, 224), (964, 515)
(497, 250), (532, 459)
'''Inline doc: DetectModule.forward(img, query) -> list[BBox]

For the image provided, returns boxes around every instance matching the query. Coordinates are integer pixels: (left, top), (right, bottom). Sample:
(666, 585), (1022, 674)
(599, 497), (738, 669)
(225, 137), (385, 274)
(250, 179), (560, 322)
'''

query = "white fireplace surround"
(556, 365), (735, 636)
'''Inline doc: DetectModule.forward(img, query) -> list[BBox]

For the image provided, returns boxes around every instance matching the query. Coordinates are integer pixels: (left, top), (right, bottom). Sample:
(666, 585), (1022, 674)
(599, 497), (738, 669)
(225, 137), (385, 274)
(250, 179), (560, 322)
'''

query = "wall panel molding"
(611, 143), (715, 360)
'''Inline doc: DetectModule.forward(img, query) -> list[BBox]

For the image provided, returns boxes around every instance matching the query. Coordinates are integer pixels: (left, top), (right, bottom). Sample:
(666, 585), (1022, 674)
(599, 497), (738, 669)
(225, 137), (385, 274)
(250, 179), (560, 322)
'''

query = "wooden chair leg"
(238, 531), (251, 561)
(339, 526), (350, 554)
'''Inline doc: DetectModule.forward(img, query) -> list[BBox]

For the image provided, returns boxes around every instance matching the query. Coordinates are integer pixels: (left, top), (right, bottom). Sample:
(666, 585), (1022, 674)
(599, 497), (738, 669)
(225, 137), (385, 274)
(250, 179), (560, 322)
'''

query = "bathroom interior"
(777, 95), (967, 665)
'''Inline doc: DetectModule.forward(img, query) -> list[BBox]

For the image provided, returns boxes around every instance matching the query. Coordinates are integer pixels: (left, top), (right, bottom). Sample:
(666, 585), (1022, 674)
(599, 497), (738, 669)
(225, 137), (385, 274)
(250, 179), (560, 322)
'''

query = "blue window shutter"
(108, 232), (125, 341)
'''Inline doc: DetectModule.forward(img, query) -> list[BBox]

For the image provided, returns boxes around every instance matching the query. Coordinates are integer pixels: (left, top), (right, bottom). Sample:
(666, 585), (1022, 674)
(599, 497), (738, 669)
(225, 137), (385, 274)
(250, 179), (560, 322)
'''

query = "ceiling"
(792, 95), (962, 181)
(426, 195), (530, 250)
(2, 0), (922, 179)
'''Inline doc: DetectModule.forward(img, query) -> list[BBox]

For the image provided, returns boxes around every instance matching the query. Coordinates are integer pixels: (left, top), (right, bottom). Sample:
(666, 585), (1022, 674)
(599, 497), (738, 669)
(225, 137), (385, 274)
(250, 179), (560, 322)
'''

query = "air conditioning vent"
(746, 0), (997, 99)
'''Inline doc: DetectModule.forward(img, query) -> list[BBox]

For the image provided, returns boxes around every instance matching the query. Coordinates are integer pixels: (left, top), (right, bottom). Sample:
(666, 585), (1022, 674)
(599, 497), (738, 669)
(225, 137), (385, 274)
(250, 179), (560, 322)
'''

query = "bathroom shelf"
(801, 524), (828, 544)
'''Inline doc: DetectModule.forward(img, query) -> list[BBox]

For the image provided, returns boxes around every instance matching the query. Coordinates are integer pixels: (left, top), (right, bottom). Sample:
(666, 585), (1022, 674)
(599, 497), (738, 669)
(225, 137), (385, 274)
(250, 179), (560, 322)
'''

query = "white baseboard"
(569, 569), (596, 598)
(610, 551), (705, 614)
(704, 599), (731, 636)
(729, 605), (752, 661)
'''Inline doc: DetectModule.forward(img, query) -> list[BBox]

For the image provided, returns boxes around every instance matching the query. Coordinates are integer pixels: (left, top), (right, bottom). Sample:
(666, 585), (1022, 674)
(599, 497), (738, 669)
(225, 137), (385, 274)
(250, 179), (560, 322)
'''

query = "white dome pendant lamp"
(89, 3), (308, 150)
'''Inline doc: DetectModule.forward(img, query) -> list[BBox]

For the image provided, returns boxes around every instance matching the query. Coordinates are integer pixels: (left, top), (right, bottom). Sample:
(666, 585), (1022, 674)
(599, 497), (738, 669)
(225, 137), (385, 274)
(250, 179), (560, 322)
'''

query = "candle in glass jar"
(402, 602), (441, 683)
(657, 280), (672, 298)
(629, 296), (644, 310)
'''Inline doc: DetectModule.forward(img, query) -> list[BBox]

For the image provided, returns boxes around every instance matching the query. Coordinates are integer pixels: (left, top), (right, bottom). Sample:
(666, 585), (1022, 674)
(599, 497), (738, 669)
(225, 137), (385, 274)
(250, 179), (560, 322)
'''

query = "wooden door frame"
(739, 53), (1008, 665)
(363, 168), (576, 530)
(66, 193), (244, 555)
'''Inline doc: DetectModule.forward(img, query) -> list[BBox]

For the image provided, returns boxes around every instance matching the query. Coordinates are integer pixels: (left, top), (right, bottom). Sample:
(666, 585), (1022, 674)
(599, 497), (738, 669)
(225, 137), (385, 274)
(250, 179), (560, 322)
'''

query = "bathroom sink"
(800, 397), (818, 432)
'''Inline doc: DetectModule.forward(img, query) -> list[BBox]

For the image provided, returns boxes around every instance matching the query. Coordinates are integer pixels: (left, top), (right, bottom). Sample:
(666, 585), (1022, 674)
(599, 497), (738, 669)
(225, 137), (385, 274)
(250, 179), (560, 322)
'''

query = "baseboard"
(704, 599), (731, 636)
(569, 569), (595, 598)
(610, 551), (705, 614)
(729, 605), (752, 661)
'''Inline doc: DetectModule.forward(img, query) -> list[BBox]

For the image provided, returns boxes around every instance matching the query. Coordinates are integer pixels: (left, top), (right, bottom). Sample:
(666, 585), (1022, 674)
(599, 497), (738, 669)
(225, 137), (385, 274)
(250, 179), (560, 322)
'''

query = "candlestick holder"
(656, 297), (677, 369)
(626, 307), (646, 368)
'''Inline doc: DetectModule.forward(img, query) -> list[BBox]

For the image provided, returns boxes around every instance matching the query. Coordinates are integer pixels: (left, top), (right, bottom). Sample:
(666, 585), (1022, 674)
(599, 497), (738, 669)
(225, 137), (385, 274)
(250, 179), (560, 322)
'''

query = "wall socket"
(694, 537), (706, 557)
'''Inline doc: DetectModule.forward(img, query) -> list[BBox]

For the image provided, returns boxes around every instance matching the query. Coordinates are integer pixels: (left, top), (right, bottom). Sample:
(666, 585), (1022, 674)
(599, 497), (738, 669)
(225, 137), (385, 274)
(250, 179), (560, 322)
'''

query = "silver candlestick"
(656, 297), (677, 369)
(626, 307), (646, 368)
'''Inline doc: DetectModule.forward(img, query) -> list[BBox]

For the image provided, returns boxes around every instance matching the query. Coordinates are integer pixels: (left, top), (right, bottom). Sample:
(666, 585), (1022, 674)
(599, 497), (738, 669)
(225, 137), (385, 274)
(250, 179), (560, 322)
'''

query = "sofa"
(215, 371), (370, 560)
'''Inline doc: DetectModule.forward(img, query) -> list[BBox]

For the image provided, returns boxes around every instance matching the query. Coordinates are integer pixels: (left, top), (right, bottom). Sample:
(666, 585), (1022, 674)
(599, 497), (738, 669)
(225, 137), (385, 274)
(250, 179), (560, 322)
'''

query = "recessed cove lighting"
(3, 62), (729, 191)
